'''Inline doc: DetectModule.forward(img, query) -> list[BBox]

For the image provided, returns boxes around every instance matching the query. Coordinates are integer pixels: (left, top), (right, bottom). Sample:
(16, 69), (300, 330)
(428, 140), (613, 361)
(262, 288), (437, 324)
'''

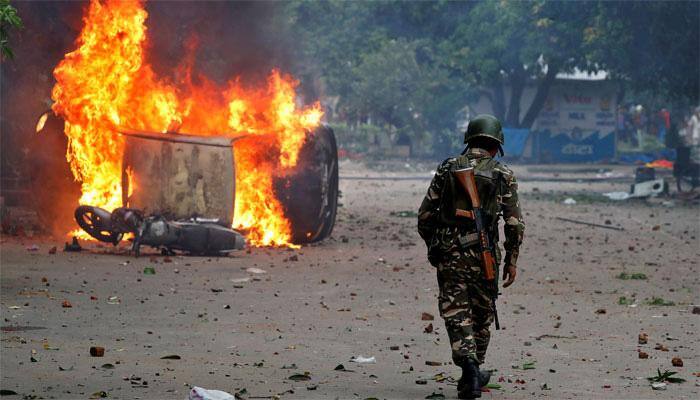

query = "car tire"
(277, 125), (339, 244)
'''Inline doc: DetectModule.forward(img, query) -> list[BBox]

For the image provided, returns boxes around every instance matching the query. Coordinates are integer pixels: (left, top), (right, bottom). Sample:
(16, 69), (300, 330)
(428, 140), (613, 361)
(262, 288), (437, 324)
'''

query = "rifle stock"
(453, 168), (496, 281)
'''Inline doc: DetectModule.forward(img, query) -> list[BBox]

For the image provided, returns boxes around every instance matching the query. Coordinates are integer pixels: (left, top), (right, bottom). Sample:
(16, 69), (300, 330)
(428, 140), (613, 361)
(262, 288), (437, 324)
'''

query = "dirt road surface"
(1, 162), (698, 399)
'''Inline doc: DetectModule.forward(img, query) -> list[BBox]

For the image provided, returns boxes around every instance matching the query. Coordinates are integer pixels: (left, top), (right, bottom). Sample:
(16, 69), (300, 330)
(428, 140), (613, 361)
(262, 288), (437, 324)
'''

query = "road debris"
(245, 267), (267, 274)
(89, 346), (105, 357)
(64, 237), (82, 252)
(350, 356), (376, 364)
(188, 386), (235, 400)
(638, 333), (648, 344)
(555, 217), (624, 231)
(288, 372), (311, 381)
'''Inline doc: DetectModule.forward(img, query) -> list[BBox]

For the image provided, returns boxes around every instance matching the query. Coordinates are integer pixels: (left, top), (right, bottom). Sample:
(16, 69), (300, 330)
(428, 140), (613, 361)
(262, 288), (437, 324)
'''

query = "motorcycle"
(74, 205), (245, 256)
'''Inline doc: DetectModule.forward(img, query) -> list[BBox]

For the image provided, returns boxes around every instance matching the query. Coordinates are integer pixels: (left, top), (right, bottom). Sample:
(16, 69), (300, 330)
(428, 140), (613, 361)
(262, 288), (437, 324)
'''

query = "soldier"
(417, 115), (524, 399)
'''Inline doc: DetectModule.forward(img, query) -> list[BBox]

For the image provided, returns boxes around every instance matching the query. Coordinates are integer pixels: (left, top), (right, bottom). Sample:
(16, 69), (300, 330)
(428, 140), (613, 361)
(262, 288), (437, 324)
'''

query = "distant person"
(688, 106), (700, 146)
(417, 115), (524, 399)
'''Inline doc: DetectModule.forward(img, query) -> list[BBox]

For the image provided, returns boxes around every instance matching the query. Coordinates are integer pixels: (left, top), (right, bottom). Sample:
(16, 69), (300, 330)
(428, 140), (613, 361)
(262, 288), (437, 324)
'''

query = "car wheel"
(277, 125), (339, 243)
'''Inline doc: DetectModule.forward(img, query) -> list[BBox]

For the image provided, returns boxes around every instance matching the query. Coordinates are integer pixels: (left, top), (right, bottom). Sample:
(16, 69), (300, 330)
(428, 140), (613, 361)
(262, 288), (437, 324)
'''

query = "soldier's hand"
(502, 265), (516, 288)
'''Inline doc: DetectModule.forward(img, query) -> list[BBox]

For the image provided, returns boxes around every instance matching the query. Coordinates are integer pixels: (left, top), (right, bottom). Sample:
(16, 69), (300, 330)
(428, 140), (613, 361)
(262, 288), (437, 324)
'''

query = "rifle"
(453, 167), (500, 330)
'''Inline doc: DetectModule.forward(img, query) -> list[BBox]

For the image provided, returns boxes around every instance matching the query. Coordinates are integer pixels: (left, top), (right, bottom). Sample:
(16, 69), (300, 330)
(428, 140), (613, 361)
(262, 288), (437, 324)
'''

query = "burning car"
(40, 0), (338, 248)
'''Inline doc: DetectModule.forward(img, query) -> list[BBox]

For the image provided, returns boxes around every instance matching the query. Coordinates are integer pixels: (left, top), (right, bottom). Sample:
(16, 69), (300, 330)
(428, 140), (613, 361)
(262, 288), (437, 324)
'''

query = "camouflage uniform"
(417, 147), (524, 366)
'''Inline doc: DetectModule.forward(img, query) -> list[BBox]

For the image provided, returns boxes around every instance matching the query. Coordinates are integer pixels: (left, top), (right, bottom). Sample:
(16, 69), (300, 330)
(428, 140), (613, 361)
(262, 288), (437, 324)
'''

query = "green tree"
(444, 1), (600, 129)
(286, 0), (475, 154)
(586, 1), (699, 108)
(0, 0), (22, 60)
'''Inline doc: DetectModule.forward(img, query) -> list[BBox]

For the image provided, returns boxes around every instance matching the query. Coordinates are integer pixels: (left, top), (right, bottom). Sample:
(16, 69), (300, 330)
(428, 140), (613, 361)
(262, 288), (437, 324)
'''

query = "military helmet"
(464, 114), (504, 145)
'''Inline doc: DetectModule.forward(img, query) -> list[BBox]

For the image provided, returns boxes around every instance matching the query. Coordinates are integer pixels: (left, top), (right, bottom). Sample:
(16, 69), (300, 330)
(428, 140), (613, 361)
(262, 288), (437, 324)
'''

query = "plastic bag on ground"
(187, 386), (235, 400)
(350, 355), (376, 364)
(603, 191), (631, 201)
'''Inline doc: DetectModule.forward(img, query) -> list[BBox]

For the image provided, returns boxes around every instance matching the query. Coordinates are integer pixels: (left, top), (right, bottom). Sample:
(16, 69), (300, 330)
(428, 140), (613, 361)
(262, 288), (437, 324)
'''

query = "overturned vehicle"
(60, 121), (339, 255)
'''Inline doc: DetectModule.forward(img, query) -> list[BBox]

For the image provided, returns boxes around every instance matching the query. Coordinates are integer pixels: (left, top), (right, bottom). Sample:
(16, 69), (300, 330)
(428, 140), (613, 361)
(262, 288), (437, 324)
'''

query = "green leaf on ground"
(143, 267), (156, 275)
(645, 297), (675, 306)
(522, 361), (536, 370)
(618, 296), (633, 305)
(485, 383), (502, 389)
(647, 369), (686, 383)
(616, 272), (648, 280)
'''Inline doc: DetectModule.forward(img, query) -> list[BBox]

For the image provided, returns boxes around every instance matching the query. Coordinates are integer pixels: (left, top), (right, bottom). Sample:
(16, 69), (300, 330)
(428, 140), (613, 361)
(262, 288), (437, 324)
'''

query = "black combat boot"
(477, 368), (491, 387)
(457, 359), (482, 399)
(458, 365), (491, 393)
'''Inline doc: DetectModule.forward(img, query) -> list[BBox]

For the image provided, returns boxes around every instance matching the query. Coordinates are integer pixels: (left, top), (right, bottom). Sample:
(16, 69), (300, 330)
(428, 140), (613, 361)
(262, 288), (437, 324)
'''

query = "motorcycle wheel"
(74, 205), (123, 244)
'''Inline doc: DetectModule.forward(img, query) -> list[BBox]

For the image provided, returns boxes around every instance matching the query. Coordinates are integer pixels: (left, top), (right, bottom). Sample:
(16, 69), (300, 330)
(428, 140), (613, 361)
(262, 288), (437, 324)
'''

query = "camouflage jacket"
(417, 148), (525, 267)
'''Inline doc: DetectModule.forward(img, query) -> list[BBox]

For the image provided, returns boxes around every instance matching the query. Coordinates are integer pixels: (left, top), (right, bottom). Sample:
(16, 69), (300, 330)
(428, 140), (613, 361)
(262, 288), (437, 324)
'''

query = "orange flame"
(51, 0), (322, 246)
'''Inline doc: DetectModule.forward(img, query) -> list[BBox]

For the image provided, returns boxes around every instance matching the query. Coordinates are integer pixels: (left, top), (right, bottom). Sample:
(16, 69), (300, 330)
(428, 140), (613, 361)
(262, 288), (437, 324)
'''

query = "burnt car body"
(120, 126), (339, 244)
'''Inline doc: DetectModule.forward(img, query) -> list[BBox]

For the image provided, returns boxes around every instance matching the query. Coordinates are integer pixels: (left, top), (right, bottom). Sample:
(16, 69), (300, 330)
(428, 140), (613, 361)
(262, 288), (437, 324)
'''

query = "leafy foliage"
(647, 369), (686, 384)
(0, 0), (22, 60)
(284, 1), (698, 154)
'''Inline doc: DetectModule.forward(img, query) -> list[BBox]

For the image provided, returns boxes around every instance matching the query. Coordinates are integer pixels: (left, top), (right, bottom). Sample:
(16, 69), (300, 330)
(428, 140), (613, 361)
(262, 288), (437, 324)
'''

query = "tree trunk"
(521, 63), (559, 130)
(492, 78), (506, 122)
(505, 66), (526, 128)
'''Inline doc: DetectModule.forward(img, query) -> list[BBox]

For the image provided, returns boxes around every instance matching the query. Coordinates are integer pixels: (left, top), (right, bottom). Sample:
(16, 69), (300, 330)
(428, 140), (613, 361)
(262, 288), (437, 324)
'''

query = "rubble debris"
(61, 300), (72, 308)
(89, 346), (105, 357)
(160, 354), (181, 360)
(288, 372), (311, 381)
(64, 237), (82, 252)
(654, 344), (669, 352)
(639, 333), (649, 344)
(555, 217), (624, 231)
(421, 312), (434, 321)
(672, 357), (683, 367)
(424, 323), (434, 333)
(639, 351), (649, 359)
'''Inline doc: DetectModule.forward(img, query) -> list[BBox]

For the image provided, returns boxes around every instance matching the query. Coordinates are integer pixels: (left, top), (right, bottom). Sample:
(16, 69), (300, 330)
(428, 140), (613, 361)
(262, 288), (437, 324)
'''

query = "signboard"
(529, 80), (617, 162)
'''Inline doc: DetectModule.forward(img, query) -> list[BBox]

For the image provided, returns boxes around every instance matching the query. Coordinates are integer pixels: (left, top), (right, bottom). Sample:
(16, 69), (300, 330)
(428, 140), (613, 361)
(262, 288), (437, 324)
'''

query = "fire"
(51, 0), (322, 246)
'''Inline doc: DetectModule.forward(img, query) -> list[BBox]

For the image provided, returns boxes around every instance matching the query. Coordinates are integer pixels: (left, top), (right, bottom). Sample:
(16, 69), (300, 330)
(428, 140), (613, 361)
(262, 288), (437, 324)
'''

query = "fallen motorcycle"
(74, 205), (245, 256)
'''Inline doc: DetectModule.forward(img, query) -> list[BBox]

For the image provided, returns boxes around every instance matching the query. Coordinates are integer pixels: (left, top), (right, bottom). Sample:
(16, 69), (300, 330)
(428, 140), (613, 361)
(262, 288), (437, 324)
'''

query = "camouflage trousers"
(436, 254), (496, 366)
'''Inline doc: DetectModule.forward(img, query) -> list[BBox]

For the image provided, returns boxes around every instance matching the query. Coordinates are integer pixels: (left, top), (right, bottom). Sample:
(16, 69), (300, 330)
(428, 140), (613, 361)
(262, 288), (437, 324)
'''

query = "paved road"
(1, 163), (698, 399)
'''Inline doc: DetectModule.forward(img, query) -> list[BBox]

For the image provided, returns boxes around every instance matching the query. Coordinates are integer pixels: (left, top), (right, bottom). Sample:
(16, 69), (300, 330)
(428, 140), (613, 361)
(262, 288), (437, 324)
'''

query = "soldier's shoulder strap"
(492, 161), (517, 185)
